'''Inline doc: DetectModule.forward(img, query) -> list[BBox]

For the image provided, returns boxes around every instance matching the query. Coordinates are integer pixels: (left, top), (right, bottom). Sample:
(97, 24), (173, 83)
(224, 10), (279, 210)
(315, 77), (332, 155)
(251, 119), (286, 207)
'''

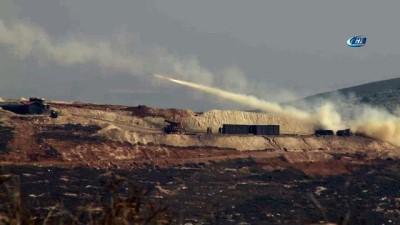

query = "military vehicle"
(163, 120), (186, 134)
(0, 97), (51, 115)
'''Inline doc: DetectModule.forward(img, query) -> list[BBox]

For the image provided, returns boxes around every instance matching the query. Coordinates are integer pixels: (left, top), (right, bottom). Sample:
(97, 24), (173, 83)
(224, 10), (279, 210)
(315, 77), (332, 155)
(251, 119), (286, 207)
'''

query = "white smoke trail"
(155, 75), (309, 119)
(154, 75), (344, 129)
(1, 18), (399, 146)
(155, 74), (400, 147)
(0, 18), (298, 103)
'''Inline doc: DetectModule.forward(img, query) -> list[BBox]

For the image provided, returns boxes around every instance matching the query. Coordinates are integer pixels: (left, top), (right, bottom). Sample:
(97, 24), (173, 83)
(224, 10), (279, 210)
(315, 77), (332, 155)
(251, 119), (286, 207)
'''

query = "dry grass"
(0, 168), (171, 225)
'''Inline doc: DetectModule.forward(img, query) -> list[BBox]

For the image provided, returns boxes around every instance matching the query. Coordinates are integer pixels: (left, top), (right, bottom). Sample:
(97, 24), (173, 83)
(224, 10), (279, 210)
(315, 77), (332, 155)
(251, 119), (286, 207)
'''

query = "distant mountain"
(294, 77), (400, 112)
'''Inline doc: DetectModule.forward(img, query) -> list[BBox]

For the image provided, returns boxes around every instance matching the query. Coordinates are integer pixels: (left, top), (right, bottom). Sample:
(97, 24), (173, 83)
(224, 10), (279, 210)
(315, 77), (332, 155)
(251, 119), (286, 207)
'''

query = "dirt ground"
(1, 102), (400, 224)
(1, 158), (399, 224)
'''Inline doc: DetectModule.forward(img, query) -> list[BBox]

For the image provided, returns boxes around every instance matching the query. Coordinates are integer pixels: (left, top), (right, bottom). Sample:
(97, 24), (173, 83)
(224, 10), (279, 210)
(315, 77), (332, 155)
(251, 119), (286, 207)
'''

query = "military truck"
(0, 97), (52, 115)
(163, 120), (186, 134)
(315, 129), (334, 136)
(336, 129), (352, 137)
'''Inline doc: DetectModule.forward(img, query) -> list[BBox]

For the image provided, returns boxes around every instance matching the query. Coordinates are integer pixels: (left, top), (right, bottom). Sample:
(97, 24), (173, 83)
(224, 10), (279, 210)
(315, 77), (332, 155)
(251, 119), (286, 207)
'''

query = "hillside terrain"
(2, 77), (400, 157)
(294, 77), (400, 112)
(0, 98), (399, 224)
(0, 101), (398, 170)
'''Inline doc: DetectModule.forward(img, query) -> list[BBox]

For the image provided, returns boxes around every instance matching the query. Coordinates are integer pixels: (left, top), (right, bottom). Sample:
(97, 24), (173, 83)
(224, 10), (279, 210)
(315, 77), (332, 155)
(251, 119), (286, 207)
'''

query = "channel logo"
(347, 35), (367, 47)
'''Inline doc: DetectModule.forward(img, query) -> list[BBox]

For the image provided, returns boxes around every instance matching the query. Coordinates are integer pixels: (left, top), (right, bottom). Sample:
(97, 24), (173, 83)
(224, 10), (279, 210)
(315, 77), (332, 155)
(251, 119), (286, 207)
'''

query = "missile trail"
(155, 74), (400, 147)
(154, 74), (310, 120)
(154, 74), (170, 81)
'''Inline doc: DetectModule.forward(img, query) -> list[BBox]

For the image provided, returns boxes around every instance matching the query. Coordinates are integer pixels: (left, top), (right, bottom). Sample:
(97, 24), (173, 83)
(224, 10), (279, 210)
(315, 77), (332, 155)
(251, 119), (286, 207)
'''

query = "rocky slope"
(0, 101), (399, 170)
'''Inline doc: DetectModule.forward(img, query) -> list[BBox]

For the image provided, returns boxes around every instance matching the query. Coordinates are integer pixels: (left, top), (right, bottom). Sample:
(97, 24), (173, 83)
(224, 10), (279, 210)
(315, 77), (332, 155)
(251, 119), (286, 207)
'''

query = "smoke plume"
(0, 18), (296, 104)
(155, 75), (343, 129)
(0, 18), (214, 85)
(155, 75), (309, 119)
(1, 18), (399, 147)
(351, 107), (400, 146)
(155, 75), (400, 147)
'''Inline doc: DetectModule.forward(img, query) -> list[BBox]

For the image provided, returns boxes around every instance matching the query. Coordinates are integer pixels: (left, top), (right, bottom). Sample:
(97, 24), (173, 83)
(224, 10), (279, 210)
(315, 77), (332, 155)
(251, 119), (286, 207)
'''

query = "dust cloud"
(156, 75), (400, 147)
(351, 108), (400, 146)
(155, 75), (341, 128)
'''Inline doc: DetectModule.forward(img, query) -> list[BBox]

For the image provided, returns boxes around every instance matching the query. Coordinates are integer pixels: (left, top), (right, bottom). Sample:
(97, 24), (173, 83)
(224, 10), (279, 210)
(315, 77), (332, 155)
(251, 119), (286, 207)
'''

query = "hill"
(295, 77), (400, 111)
(0, 101), (398, 170)
(1, 98), (399, 224)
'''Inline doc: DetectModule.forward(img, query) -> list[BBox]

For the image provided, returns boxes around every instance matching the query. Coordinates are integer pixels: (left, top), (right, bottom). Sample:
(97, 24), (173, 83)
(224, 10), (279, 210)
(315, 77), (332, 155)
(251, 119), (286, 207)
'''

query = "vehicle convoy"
(315, 129), (353, 137)
(217, 124), (351, 137)
(1, 97), (351, 137)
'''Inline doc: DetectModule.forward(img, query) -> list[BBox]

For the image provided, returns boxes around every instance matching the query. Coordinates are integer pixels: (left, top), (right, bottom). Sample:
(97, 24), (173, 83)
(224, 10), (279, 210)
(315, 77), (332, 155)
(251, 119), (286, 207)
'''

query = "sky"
(0, 0), (400, 111)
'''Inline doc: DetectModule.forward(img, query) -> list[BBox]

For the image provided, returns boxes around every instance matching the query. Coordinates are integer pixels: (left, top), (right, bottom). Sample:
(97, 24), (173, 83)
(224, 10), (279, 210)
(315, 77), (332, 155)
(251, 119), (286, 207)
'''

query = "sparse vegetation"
(0, 168), (170, 225)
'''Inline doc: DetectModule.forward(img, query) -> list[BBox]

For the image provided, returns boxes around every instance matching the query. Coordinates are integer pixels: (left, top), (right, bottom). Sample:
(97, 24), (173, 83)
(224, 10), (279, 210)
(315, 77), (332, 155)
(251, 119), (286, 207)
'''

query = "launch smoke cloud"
(155, 75), (400, 147)
(154, 74), (309, 120)
(155, 75), (342, 128)
(0, 18), (399, 147)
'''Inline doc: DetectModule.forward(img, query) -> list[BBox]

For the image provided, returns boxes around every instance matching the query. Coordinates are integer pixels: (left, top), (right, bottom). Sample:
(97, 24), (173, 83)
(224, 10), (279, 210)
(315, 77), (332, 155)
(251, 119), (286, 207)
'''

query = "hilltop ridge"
(295, 77), (400, 111)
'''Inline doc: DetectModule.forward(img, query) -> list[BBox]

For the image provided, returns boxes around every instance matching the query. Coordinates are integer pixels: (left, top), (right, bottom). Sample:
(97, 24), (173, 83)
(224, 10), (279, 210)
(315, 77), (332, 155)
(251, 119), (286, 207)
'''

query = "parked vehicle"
(336, 129), (352, 136)
(220, 124), (280, 135)
(315, 129), (334, 136)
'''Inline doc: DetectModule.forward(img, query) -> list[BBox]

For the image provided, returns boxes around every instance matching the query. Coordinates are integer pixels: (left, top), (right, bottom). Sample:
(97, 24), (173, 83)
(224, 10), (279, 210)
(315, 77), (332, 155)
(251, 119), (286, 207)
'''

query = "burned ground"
(0, 125), (14, 155)
(1, 159), (399, 225)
